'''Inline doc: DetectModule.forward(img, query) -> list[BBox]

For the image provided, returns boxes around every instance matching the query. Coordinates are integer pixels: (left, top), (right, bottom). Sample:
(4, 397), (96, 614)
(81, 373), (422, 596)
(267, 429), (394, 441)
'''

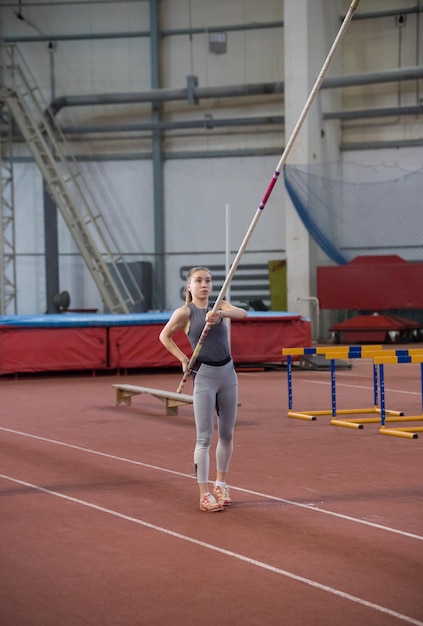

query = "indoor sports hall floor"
(1, 349), (422, 626)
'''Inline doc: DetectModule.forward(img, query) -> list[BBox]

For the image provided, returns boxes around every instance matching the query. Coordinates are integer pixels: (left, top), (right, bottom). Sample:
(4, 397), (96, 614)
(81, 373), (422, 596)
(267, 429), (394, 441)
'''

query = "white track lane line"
(1, 426), (422, 542)
(0, 473), (422, 626)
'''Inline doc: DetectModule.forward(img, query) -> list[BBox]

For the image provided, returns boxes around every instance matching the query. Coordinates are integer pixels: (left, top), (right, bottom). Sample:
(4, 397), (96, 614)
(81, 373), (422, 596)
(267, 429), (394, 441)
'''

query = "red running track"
(1, 355), (422, 626)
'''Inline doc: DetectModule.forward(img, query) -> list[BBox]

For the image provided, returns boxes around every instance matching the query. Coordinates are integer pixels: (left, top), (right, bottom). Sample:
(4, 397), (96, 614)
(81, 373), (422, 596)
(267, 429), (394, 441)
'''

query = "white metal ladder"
(0, 44), (145, 314)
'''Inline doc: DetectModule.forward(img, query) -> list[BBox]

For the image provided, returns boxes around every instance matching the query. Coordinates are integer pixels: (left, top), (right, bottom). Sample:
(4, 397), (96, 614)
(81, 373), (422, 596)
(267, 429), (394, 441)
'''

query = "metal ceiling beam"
(48, 66), (423, 118)
(322, 66), (423, 89)
(324, 104), (423, 121)
(57, 102), (422, 135)
(1, 22), (283, 44)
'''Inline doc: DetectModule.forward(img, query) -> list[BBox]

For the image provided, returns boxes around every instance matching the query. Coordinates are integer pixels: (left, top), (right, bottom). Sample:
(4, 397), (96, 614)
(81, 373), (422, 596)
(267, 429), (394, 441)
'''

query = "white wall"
(163, 155), (284, 310)
(13, 153), (285, 313)
(14, 165), (46, 313)
(341, 0), (422, 146)
(13, 160), (155, 313)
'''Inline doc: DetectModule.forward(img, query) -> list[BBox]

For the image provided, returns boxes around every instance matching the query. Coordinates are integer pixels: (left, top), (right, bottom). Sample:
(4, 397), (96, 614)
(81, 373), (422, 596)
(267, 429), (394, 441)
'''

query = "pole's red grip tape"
(259, 171), (280, 209)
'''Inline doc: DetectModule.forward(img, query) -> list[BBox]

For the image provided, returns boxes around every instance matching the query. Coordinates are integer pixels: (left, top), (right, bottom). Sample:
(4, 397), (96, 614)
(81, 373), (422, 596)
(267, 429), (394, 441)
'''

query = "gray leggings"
(193, 360), (238, 485)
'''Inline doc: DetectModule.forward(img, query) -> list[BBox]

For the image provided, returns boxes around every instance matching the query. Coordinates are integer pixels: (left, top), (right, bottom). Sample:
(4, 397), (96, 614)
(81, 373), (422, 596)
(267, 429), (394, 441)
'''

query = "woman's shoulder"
(166, 304), (190, 327)
(174, 303), (191, 316)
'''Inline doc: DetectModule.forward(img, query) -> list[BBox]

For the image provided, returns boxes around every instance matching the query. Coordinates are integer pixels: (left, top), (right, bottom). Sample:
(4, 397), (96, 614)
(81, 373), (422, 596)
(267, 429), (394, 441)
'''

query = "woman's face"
(188, 270), (212, 299)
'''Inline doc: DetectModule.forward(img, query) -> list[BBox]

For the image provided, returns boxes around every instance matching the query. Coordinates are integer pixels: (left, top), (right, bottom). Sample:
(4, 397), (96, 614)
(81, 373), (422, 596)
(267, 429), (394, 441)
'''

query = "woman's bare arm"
(159, 306), (191, 370)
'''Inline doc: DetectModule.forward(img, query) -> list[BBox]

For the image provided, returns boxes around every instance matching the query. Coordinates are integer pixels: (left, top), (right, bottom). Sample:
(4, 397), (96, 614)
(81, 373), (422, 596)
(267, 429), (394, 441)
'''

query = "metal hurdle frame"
(282, 345), (404, 429)
(323, 348), (419, 429)
(374, 352), (423, 439)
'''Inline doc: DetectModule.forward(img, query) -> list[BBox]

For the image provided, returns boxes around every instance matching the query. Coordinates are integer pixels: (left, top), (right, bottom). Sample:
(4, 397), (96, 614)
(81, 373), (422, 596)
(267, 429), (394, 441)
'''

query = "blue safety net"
(283, 162), (423, 264)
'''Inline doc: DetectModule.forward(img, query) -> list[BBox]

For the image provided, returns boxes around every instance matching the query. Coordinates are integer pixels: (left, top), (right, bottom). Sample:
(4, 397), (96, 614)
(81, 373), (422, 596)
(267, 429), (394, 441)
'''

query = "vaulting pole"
(176, 0), (361, 393)
(225, 202), (232, 350)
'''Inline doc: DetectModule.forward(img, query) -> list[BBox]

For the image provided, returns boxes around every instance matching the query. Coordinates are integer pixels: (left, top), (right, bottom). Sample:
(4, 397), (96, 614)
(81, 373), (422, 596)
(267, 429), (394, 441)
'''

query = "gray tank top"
(187, 303), (231, 363)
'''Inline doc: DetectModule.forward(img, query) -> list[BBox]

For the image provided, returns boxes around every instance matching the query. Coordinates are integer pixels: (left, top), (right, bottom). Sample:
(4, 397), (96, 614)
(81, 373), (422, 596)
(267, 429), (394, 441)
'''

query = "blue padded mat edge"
(0, 311), (302, 329)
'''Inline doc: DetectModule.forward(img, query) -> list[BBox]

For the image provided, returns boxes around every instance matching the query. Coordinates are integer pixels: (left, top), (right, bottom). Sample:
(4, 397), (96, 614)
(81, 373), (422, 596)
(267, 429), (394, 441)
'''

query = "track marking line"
(0, 473), (422, 626)
(1, 426), (422, 542)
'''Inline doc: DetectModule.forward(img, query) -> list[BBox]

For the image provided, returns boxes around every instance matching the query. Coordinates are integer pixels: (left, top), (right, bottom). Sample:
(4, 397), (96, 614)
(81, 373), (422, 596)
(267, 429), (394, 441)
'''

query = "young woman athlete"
(159, 266), (247, 512)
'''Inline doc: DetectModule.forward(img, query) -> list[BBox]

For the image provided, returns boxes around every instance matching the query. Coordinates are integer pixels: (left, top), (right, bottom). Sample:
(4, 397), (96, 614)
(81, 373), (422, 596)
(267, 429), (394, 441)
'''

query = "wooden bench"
(113, 384), (193, 416)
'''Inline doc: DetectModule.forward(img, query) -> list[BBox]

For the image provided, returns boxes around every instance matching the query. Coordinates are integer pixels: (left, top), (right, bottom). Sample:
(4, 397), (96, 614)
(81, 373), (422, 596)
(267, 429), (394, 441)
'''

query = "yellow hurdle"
(281, 345), (423, 430)
(373, 352), (423, 439)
